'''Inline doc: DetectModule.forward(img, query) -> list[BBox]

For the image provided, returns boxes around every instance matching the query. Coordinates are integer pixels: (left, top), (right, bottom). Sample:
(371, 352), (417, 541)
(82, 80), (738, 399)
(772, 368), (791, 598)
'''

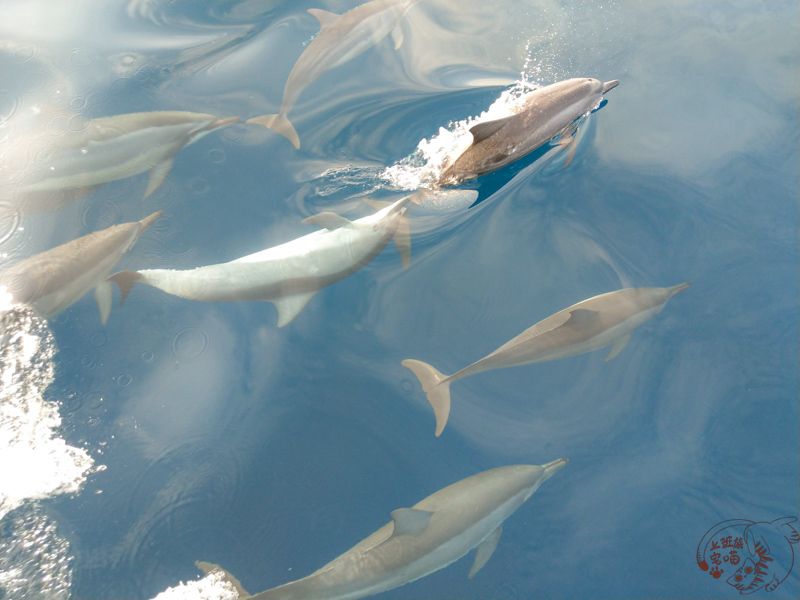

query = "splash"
(150, 570), (240, 600)
(0, 303), (95, 521)
(0, 505), (74, 600)
(381, 80), (540, 190)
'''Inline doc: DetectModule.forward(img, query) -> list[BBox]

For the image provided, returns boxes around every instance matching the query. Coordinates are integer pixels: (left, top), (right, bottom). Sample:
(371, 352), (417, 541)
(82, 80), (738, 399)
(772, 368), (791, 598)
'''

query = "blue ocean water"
(0, 1), (798, 599)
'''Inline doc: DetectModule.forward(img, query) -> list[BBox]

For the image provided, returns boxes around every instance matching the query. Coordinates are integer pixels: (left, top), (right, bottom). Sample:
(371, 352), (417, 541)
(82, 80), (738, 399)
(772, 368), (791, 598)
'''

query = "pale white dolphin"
(197, 458), (568, 600)
(0, 211), (162, 325)
(109, 197), (412, 326)
(403, 283), (690, 436)
(0, 107), (239, 216)
(438, 78), (619, 186)
(247, 0), (421, 149)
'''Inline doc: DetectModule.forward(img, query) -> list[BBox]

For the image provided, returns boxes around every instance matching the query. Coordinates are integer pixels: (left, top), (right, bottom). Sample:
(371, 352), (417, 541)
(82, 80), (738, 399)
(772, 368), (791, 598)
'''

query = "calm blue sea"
(0, 1), (798, 599)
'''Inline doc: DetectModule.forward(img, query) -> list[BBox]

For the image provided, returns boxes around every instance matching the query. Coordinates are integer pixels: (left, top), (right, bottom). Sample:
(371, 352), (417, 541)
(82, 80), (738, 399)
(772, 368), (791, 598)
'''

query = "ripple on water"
(171, 327), (210, 360)
(80, 199), (122, 231)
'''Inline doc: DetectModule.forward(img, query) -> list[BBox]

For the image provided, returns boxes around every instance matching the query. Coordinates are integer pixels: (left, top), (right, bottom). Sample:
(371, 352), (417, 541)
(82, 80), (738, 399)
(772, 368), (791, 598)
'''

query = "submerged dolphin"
(438, 78), (619, 186)
(0, 211), (162, 325)
(198, 459), (568, 600)
(247, 0), (420, 149)
(403, 283), (690, 436)
(109, 197), (412, 326)
(1, 108), (239, 215)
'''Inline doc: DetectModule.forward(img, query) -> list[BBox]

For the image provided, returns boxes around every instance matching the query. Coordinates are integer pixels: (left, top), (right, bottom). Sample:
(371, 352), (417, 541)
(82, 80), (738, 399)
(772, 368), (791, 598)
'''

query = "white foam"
(150, 570), (241, 600)
(0, 306), (95, 521)
(381, 80), (540, 190)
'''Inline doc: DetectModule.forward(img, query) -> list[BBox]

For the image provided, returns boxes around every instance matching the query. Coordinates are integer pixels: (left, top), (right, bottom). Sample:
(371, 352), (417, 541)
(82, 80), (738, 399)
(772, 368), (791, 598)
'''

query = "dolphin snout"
(541, 458), (568, 481)
(602, 80), (619, 94)
(668, 282), (691, 298)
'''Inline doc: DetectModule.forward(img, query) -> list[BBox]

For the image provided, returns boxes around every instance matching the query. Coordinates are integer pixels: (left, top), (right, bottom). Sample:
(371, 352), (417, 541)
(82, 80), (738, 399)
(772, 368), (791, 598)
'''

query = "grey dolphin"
(108, 196), (412, 327)
(438, 78), (619, 186)
(0, 108), (239, 216)
(403, 283), (690, 436)
(198, 459), (568, 600)
(247, 0), (420, 149)
(0, 211), (162, 325)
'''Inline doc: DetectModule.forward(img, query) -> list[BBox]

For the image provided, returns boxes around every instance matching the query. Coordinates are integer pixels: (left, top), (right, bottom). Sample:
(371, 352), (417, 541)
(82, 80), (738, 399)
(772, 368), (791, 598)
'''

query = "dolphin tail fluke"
(108, 270), (142, 306)
(247, 113), (300, 149)
(195, 561), (251, 598)
(401, 359), (451, 436)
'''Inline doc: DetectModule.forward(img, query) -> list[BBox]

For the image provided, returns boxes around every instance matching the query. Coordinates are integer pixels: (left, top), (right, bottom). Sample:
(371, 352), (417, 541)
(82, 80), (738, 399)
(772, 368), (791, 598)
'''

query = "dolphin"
(0, 211), (162, 325)
(0, 107), (239, 216)
(247, 0), (421, 149)
(438, 78), (619, 186)
(197, 458), (568, 600)
(403, 283), (690, 436)
(108, 197), (412, 327)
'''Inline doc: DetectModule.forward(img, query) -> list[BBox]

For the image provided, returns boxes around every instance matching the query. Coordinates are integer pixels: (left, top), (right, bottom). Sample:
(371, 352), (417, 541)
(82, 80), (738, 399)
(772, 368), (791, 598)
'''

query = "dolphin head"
(516, 458), (568, 501)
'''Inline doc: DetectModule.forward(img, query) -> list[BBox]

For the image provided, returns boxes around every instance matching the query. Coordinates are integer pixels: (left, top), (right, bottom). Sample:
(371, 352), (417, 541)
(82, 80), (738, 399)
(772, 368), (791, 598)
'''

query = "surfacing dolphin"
(438, 78), (619, 186)
(403, 283), (690, 436)
(247, 0), (421, 149)
(109, 197), (412, 326)
(197, 458), (568, 600)
(0, 211), (162, 325)
(0, 107), (239, 216)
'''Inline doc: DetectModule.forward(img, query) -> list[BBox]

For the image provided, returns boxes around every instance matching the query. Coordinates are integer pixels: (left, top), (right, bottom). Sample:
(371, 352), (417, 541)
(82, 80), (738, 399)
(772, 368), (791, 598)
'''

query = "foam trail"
(149, 570), (240, 600)
(381, 80), (540, 190)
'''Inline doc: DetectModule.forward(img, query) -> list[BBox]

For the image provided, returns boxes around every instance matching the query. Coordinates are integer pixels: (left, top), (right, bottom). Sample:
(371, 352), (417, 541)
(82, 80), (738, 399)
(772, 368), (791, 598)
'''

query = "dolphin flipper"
(144, 157), (174, 197)
(94, 280), (113, 325)
(469, 525), (502, 579)
(604, 333), (631, 362)
(272, 291), (316, 327)
(401, 359), (451, 436)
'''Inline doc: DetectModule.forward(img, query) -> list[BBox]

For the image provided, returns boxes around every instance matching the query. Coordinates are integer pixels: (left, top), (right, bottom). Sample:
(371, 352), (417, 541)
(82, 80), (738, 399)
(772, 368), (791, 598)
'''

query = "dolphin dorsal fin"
(307, 8), (340, 28)
(469, 116), (513, 144)
(390, 508), (434, 537)
(302, 212), (352, 230)
(566, 308), (599, 326)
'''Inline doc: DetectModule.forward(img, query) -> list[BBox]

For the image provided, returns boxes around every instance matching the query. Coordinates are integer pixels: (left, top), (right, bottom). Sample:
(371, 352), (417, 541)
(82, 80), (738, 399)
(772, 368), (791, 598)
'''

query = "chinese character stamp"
(696, 517), (799, 594)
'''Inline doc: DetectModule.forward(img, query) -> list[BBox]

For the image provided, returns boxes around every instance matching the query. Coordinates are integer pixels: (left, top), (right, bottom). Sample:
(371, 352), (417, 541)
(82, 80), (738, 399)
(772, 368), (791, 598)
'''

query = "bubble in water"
(208, 149), (226, 164)
(90, 331), (108, 348)
(68, 48), (96, 68)
(117, 373), (133, 388)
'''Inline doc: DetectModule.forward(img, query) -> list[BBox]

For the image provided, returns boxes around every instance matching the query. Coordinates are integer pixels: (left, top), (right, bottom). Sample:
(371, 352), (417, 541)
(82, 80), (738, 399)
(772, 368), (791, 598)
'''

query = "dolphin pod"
(403, 283), (690, 436)
(196, 459), (567, 600)
(437, 78), (619, 186)
(0, 211), (161, 325)
(247, 0), (420, 149)
(0, 108), (239, 217)
(108, 196), (412, 327)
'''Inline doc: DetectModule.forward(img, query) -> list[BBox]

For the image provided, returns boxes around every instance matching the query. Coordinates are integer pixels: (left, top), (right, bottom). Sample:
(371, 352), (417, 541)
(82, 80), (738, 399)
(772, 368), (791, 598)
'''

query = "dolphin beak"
(540, 458), (569, 481)
(602, 80), (619, 94)
(667, 282), (691, 298)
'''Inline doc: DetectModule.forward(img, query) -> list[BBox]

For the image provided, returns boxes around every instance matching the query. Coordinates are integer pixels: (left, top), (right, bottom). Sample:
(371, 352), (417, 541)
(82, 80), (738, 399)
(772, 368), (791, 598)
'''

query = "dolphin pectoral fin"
(389, 508), (434, 537)
(272, 292), (316, 327)
(302, 212), (352, 230)
(392, 215), (411, 270)
(144, 157), (174, 197)
(94, 280), (113, 326)
(469, 116), (514, 144)
(469, 525), (502, 579)
(391, 24), (404, 49)
(195, 561), (251, 598)
(401, 359), (451, 436)
(247, 113), (300, 149)
(604, 333), (631, 362)
(307, 8), (340, 28)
